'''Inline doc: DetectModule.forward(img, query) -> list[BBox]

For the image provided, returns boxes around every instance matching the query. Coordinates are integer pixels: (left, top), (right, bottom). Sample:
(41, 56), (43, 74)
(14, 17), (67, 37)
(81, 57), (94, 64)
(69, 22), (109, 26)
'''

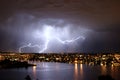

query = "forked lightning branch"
(19, 25), (85, 53)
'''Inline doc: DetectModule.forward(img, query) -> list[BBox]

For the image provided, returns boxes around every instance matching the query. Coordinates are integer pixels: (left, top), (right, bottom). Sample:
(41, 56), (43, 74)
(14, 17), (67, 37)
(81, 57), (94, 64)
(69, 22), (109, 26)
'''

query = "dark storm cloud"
(1, 0), (120, 25)
(0, 0), (120, 52)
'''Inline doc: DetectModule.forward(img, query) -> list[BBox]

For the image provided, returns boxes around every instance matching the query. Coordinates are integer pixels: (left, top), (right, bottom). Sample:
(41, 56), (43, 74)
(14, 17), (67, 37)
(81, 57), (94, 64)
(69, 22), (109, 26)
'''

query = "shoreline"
(0, 60), (36, 69)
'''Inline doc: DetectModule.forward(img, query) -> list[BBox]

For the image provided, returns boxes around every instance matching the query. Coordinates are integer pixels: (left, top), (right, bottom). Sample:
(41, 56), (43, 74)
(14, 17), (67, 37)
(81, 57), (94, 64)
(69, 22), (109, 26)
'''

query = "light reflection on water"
(80, 64), (83, 79)
(0, 62), (120, 80)
(101, 65), (107, 75)
(32, 66), (37, 79)
(74, 63), (78, 80)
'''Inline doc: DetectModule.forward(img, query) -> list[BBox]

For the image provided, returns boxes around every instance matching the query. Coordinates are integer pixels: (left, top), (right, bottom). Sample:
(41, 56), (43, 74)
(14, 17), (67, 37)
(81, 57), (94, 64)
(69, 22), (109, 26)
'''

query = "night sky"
(0, 0), (120, 53)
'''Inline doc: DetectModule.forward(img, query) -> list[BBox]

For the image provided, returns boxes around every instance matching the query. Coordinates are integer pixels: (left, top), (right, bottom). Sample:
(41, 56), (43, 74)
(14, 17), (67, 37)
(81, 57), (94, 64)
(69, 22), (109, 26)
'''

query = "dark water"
(0, 62), (120, 80)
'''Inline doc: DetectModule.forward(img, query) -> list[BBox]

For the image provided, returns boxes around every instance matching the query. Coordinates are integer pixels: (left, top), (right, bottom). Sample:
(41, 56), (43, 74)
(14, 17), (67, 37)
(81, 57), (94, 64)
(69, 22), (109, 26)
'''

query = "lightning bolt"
(19, 25), (85, 53)
(19, 40), (50, 53)
(39, 40), (49, 53)
(56, 36), (85, 44)
(19, 36), (84, 53)
(19, 43), (41, 53)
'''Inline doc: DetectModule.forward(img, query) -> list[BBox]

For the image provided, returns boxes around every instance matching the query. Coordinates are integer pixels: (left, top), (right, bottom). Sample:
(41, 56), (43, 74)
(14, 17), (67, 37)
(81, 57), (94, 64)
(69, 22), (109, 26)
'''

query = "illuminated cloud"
(19, 23), (86, 53)
(0, 0), (120, 53)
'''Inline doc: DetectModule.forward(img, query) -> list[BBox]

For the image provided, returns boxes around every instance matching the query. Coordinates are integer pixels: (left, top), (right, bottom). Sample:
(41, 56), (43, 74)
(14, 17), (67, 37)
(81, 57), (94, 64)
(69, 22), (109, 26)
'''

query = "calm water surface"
(0, 62), (120, 80)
